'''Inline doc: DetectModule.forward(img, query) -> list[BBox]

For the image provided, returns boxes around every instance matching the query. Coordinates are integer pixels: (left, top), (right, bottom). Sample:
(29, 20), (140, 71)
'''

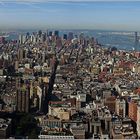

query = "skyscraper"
(16, 80), (30, 113)
(134, 32), (139, 51)
(19, 35), (26, 44)
(63, 34), (67, 40)
(42, 33), (47, 42)
(38, 30), (42, 38)
(68, 32), (74, 41)
(49, 31), (52, 36)
(41, 81), (49, 113)
(17, 48), (23, 61)
(0, 37), (5, 44)
(18, 35), (22, 44)
(54, 30), (59, 37)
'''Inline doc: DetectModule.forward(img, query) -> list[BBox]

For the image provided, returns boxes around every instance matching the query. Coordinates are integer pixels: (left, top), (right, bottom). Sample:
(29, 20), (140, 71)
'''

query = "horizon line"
(0, 28), (139, 32)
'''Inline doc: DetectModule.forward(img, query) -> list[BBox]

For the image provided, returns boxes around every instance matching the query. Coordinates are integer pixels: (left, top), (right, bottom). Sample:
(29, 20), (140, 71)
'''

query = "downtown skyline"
(0, 0), (140, 31)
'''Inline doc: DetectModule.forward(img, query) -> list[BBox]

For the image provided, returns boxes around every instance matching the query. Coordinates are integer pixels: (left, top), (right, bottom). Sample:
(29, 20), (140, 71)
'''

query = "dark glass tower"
(134, 32), (139, 51)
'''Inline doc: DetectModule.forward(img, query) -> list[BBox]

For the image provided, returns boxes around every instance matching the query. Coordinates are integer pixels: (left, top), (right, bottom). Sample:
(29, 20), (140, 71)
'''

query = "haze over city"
(1, 0), (140, 139)
(0, 0), (140, 31)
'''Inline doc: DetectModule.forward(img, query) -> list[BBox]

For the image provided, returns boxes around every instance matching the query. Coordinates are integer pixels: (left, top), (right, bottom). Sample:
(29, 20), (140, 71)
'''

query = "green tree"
(13, 113), (40, 138)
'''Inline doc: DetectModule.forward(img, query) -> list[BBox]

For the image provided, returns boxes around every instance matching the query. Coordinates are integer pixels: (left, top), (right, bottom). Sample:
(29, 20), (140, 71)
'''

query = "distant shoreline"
(0, 30), (137, 51)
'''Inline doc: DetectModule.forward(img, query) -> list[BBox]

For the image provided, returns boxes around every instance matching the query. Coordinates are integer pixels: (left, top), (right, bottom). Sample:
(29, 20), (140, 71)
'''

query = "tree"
(12, 113), (40, 138)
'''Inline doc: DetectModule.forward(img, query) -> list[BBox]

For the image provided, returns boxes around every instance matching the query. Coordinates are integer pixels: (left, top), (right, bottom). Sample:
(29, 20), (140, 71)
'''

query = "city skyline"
(1, 2), (140, 138)
(0, 0), (140, 31)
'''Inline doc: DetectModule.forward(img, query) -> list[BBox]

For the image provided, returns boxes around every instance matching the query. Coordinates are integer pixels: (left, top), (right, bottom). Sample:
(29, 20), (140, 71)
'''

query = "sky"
(0, 0), (140, 31)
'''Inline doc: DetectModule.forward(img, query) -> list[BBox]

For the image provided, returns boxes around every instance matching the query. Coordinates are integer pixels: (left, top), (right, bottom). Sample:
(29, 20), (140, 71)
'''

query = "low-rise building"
(0, 118), (11, 139)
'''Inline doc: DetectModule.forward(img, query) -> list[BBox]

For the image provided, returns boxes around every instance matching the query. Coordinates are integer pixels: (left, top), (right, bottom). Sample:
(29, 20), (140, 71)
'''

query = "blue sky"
(0, 0), (140, 31)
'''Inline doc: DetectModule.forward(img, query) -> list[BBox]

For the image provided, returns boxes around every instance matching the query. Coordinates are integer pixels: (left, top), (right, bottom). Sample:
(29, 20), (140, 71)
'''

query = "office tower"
(18, 48), (23, 61)
(26, 32), (30, 40)
(38, 30), (42, 38)
(19, 35), (26, 44)
(56, 37), (62, 48)
(31, 34), (37, 44)
(63, 34), (67, 40)
(24, 49), (28, 59)
(26, 32), (30, 36)
(135, 32), (139, 51)
(79, 32), (84, 39)
(41, 81), (49, 113)
(37, 86), (42, 111)
(18, 35), (22, 44)
(0, 37), (5, 44)
(16, 80), (30, 113)
(54, 30), (59, 37)
(30, 35), (34, 43)
(29, 81), (33, 99)
(68, 32), (74, 41)
(42, 33), (47, 42)
(49, 31), (52, 36)
(22, 35), (26, 44)
(135, 32), (138, 43)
